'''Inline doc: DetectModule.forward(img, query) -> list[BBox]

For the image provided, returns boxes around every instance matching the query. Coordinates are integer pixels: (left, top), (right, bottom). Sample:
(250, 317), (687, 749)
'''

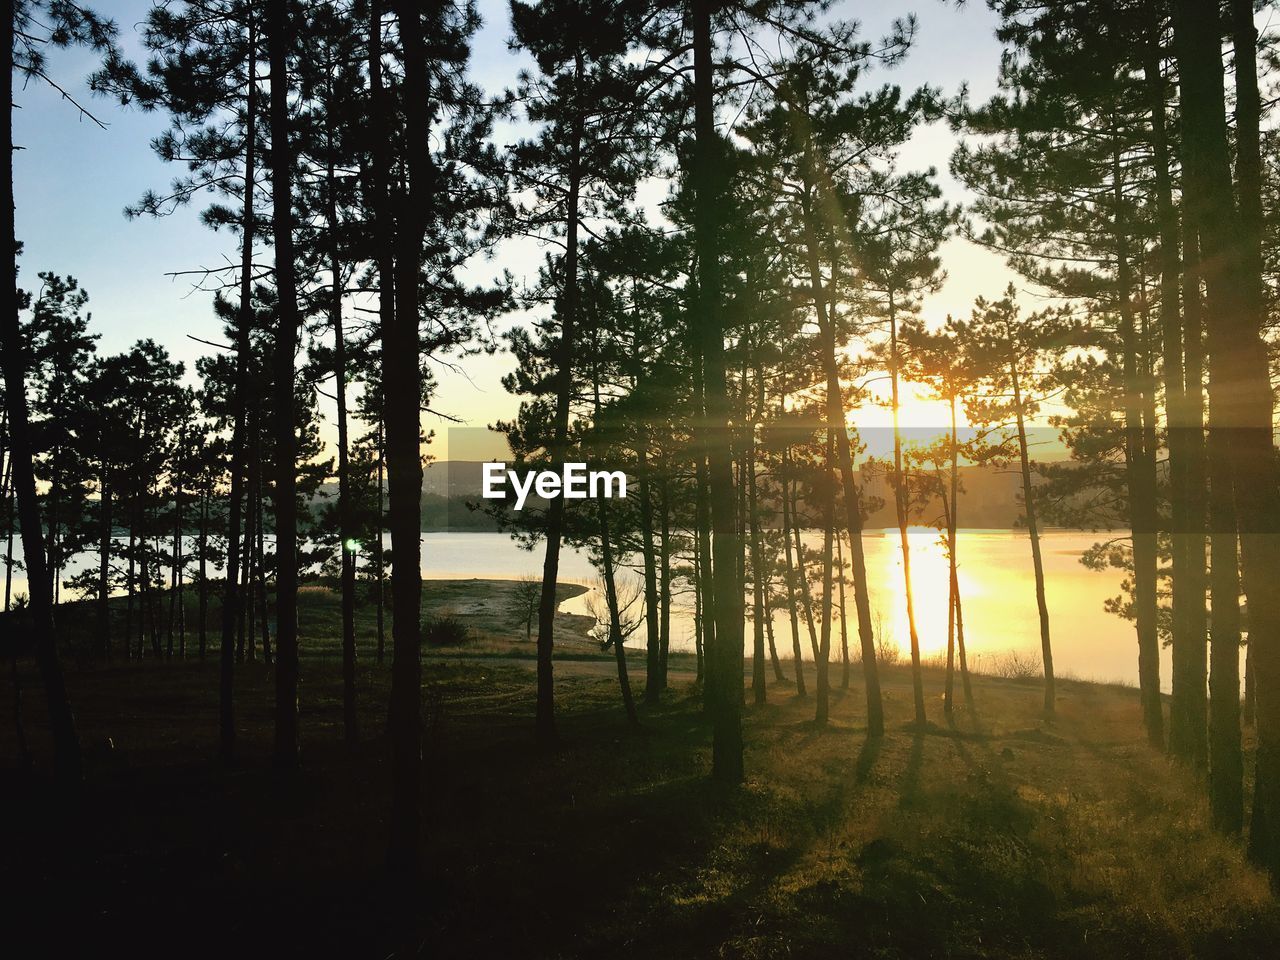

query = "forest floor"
(1, 580), (1278, 958)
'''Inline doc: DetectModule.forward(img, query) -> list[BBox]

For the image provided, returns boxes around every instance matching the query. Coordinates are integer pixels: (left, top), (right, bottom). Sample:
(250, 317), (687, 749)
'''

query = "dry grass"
(0, 581), (1275, 958)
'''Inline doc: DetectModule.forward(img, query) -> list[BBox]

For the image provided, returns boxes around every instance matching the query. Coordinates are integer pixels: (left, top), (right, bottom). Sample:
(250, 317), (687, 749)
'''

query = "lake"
(417, 529), (1155, 689)
(8, 528), (1163, 690)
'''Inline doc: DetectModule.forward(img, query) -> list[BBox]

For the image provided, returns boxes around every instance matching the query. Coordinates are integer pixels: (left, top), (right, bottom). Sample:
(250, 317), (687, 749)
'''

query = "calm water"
(9, 529), (1160, 690)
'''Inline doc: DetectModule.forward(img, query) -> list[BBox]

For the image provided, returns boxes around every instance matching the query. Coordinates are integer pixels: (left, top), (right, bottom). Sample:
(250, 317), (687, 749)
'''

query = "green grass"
(0, 581), (1275, 958)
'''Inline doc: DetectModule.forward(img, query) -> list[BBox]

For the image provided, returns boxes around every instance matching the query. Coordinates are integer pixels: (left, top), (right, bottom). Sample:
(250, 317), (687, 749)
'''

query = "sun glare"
(846, 379), (967, 460)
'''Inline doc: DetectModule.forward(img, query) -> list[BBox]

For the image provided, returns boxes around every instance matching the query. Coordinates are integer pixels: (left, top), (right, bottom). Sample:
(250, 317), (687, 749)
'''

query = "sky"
(13, 0), (1015, 461)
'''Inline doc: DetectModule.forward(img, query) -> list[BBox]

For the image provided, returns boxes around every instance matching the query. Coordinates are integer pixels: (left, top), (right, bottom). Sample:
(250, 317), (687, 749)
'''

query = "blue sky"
(14, 0), (1011, 458)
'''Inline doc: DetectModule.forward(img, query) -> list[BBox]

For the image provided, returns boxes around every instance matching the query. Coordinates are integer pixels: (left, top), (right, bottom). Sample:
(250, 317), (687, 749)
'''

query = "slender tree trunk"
(376, 416), (386, 664)
(780, 446), (807, 697)
(638, 426), (662, 704)
(257, 493), (272, 665)
(1145, 42), (1183, 754)
(815, 431), (835, 725)
(167, 445), (184, 659)
(1115, 152), (1163, 749)
(948, 398), (973, 706)
(837, 529), (849, 690)
(97, 469), (111, 658)
(4, 456), (14, 613)
(327, 104), (358, 744)
(267, 0), (300, 769)
(46, 448), (60, 606)
(1011, 365), (1054, 714)
(889, 292), (926, 725)
(591, 352), (638, 727)
(239, 413), (258, 663)
(177, 524), (186, 659)
(385, 0), (428, 873)
(125, 514), (136, 659)
(598, 497), (638, 727)
(1, 2), (80, 775)
(803, 202), (884, 737)
(749, 430), (766, 706)
(198, 483), (208, 659)
(142, 507), (161, 659)
(533, 47), (585, 746)
(368, 0), (391, 676)
(219, 13), (257, 763)
(693, 0), (744, 782)
(693, 536), (705, 684)
(1246, 644), (1257, 727)
(1208, 415), (1243, 832)
(658, 471), (672, 689)
(765, 595), (783, 683)
(692, 344), (714, 690)
(1174, 0), (1280, 874)
(943, 481), (956, 713)
(1182, 219), (1210, 759)
(790, 472), (820, 661)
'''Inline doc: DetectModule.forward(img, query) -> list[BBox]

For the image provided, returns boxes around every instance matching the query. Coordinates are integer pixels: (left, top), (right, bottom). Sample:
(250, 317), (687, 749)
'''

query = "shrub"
(876, 634), (902, 667)
(422, 615), (470, 647)
(990, 649), (1042, 681)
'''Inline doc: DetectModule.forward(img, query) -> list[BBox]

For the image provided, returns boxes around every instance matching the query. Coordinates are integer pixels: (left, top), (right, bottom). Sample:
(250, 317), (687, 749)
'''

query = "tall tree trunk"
(598, 497), (639, 727)
(747, 388), (778, 694)
(803, 201), (884, 737)
(1182, 214), (1210, 762)
(693, 0), (744, 782)
(780, 446), (807, 697)
(1011, 365), (1054, 714)
(533, 47), (584, 746)
(691, 330), (714, 692)
(815, 431), (835, 725)
(1, 0), (80, 777)
(591, 345), (638, 727)
(1115, 151), (1163, 749)
(1199, 0), (1258, 834)
(243, 496), (256, 660)
(889, 292), (927, 726)
(658, 470), (672, 689)
(948, 397), (973, 706)
(693, 535), (705, 684)
(638, 425), (662, 704)
(219, 12), (257, 763)
(368, 0), (391, 675)
(1208, 409), (1243, 832)
(267, 0), (300, 769)
(942, 479), (956, 713)
(142, 505), (161, 659)
(1145, 41), (1183, 754)
(375, 416), (386, 664)
(97, 468), (111, 658)
(749, 430), (766, 706)
(1173, 0), (1280, 874)
(790, 472), (820, 660)
(1246, 644), (1257, 727)
(385, 0), (428, 873)
(167, 441), (184, 659)
(256, 493), (272, 665)
(327, 103), (358, 744)
(198, 482), (208, 659)
(125, 512), (136, 659)
(239, 409), (259, 663)
(4, 455), (14, 613)
(837, 529), (849, 690)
